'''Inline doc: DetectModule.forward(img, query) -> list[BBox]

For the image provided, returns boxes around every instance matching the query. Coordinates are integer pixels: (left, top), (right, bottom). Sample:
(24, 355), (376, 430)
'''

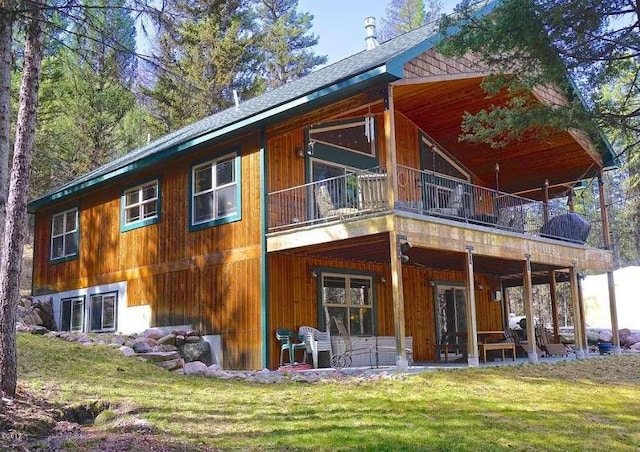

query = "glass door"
(435, 285), (467, 349)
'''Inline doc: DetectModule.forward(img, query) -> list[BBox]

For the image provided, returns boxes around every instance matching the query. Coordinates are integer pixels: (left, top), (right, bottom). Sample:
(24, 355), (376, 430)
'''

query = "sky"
(298, 0), (461, 64)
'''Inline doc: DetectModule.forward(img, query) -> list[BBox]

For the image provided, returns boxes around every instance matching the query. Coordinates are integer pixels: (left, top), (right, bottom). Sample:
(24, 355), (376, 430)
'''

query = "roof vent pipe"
(364, 17), (380, 50)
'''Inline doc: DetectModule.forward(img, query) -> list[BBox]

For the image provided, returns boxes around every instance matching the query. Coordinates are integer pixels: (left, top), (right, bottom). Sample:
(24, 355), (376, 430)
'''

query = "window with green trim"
(191, 153), (238, 227)
(122, 180), (159, 229)
(321, 273), (374, 336)
(50, 208), (79, 260)
(60, 296), (84, 332)
(90, 292), (117, 332)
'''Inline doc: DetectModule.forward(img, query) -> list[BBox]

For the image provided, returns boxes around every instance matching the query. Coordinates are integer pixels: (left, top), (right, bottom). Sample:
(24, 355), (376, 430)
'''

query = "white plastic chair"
(299, 326), (332, 368)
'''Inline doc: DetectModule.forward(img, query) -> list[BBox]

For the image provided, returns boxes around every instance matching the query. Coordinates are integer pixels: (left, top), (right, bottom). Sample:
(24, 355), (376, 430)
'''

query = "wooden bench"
(478, 342), (516, 363)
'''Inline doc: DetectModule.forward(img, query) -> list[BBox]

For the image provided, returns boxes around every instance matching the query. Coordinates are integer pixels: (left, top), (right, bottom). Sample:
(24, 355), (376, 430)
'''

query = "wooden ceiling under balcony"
(392, 75), (604, 196)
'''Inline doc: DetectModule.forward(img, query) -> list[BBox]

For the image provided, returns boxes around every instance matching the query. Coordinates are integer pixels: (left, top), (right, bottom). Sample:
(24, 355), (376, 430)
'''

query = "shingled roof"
(29, 16), (455, 210)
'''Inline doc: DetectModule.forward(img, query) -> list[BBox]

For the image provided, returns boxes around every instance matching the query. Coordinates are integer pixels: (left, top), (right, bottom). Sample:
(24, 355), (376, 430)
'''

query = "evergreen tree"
(380, 0), (442, 41)
(438, 0), (640, 150)
(30, 0), (156, 196)
(145, 0), (263, 131)
(255, 0), (326, 89)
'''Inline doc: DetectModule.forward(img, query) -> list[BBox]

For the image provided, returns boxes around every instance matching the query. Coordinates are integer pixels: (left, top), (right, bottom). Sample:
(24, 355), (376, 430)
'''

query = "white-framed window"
(122, 180), (160, 230)
(50, 208), (79, 261)
(90, 292), (117, 332)
(61, 296), (85, 332)
(321, 273), (374, 336)
(309, 117), (376, 157)
(191, 153), (239, 228)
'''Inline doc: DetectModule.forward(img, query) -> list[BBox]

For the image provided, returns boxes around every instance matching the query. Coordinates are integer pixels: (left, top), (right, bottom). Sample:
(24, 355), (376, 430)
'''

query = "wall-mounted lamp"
(476, 282), (484, 290)
(429, 280), (436, 287)
(310, 269), (318, 278)
(296, 146), (305, 158)
(397, 235), (411, 264)
(379, 276), (387, 284)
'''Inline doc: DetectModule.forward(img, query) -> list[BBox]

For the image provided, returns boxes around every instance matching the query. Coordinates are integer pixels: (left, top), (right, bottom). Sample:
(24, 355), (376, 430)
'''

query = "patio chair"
(507, 328), (546, 358)
(299, 325), (332, 368)
(314, 185), (358, 219)
(428, 183), (465, 217)
(433, 331), (458, 362)
(276, 328), (307, 366)
(535, 325), (569, 357)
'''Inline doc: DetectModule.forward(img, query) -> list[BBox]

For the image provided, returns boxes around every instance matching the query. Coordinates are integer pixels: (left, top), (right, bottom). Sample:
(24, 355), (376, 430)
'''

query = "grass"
(15, 333), (640, 451)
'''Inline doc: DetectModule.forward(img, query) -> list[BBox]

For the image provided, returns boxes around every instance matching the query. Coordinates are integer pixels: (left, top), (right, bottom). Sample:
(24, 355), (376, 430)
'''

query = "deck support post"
(464, 246), (479, 367)
(570, 262), (585, 359)
(598, 173), (621, 354)
(385, 84), (398, 210)
(548, 271), (560, 341)
(523, 254), (538, 363)
(390, 232), (408, 370)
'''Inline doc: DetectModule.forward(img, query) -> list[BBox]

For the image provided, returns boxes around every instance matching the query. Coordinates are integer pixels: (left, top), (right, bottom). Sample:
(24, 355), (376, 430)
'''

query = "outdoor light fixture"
(296, 146), (305, 158)
(397, 235), (411, 263)
(310, 269), (318, 278)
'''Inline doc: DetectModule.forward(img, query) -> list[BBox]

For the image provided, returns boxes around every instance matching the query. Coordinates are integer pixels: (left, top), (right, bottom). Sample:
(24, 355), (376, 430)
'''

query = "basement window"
(50, 208), (79, 261)
(90, 292), (117, 332)
(60, 296), (85, 332)
(121, 179), (160, 231)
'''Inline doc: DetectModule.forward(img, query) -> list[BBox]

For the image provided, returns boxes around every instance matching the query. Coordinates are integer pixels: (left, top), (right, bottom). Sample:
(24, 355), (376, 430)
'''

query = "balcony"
(267, 166), (603, 249)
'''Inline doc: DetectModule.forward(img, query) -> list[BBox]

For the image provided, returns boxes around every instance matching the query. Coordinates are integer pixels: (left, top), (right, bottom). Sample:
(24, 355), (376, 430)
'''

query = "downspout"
(260, 128), (269, 368)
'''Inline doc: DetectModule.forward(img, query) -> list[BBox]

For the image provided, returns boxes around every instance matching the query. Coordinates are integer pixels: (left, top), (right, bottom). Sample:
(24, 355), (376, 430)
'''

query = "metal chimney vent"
(364, 17), (380, 50)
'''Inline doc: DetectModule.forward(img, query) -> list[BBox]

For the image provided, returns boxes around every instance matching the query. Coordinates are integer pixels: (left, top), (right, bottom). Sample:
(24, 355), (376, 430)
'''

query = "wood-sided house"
(28, 12), (620, 369)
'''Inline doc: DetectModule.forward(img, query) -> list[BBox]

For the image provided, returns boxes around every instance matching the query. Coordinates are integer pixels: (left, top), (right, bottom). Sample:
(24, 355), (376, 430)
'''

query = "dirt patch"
(1, 388), (213, 451)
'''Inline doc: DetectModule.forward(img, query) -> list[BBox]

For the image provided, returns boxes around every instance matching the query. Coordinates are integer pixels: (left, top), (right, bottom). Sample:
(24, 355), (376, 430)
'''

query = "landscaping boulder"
(155, 358), (184, 371)
(179, 341), (211, 365)
(143, 328), (165, 340)
(183, 361), (208, 375)
(631, 342), (640, 351)
(119, 346), (136, 357)
(598, 330), (613, 342)
(622, 333), (640, 347)
(132, 341), (152, 354)
(110, 334), (127, 346)
(157, 334), (176, 346)
(136, 351), (180, 363)
(29, 325), (49, 335)
(33, 298), (55, 330)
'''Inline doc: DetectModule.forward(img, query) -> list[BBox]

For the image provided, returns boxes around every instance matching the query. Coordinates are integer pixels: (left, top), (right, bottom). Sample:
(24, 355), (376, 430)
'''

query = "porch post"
(548, 271), (560, 341)
(577, 273), (589, 353)
(522, 254), (538, 363)
(598, 174), (621, 354)
(463, 246), (479, 367)
(503, 284), (511, 328)
(385, 85), (398, 210)
(569, 262), (586, 359)
(390, 232), (408, 370)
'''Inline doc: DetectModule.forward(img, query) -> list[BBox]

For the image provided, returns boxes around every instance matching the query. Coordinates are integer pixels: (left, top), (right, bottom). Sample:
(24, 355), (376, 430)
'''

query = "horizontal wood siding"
(32, 132), (263, 369)
(268, 253), (500, 368)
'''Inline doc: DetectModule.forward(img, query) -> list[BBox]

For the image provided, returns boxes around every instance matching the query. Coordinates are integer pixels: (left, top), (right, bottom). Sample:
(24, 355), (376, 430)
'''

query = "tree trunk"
(0, 0), (44, 398)
(0, 2), (13, 248)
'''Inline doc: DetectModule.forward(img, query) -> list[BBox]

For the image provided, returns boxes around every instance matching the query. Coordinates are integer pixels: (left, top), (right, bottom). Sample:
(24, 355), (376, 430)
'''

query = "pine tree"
(380, 0), (442, 41)
(255, 0), (326, 89)
(438, 0), (640, 149)
(145, 0), (263, 131)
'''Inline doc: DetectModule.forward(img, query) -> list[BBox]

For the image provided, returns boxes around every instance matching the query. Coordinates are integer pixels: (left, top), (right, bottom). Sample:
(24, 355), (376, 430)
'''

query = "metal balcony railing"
(267, 164), (604, 248)
(267, 167), (388, 231)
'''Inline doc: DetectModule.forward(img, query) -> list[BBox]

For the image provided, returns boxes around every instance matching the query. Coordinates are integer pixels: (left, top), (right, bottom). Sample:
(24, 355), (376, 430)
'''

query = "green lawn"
(15, 333), (640, 451)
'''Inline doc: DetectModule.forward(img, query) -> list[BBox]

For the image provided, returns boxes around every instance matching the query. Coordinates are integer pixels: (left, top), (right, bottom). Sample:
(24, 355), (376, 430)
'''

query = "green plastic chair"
(276, 328), (307, 366)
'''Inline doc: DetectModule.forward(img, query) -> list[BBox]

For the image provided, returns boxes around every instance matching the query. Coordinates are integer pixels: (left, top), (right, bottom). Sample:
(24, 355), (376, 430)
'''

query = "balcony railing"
(267, 167), (388, 231)
(267, 164), (604, 248)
